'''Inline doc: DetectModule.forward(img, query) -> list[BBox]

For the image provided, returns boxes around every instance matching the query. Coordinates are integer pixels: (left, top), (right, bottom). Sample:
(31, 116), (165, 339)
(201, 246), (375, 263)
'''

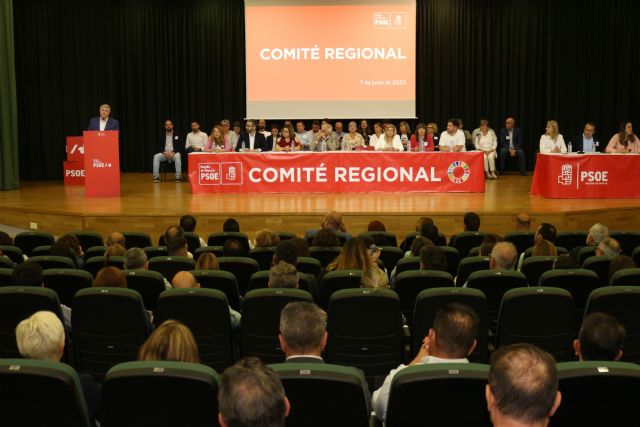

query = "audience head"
(179, 215), (197, 232)
(574, 312), (625, 362)
(164, 225), (184, 243)
(367, 220), (386, 232)
(327, 237), (372, 271)
(464, 212), (481, 232)
(167, 236), (189, 257)
(93, 266), (127, 288)
(171, 271), (199, 289)
(15, 311), (64, 362)
(279, 301), (327, 357)
(531, 239), (558, 257)
(222, 218), (240, 233)
(596, 237), (621, 258)
(274, 240), (298, 265)
(0, 231), (12, 245)
(254, 229), (280, 248)
(428, 303), (478, 359)
(195, 252), (219, 270)
(360, 267), (387, 289)
(553, 254), (580, 269)
(223, 238), (245, 257)
(312, 228), (340, 247)
(138, 319), (200, 363)
(609, 254), (636, 283)
(515, 214), (531, 231)
(587, 223), (608, 246)
(290, 237), (309, 257)
(320, 211), (346, 232)
(268, 261), (299, 289)
(123, 247), (147, 269)
(58, 234), (83, 256)
(535, 223), (557, 244)
(419, 222), (439, 243)
(490, 242), (517, 270)
(416, 216), (434, 232)
(50, 240), (78, 267)
(420, 245), (446, 271)
(106, 232), (126, 247)
(218, 357), (289, 427)
(410, 236), (433, 257)
(105, 243), (125, 257)
(480, 234), (505, 257)
(12, 261), (43, 286)
(487, 344), (561, 426)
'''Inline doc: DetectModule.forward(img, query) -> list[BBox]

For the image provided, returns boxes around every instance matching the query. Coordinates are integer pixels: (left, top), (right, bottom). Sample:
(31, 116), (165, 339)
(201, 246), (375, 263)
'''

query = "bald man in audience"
(486, 344), (561, 427)
(373, 303), (478, 422)
(172, 271), (241, 329)
(515, 214), (531, 231)
(573, 312), (625, 361)
(596, 237), (621, 258)
(490, 242), (518, 270)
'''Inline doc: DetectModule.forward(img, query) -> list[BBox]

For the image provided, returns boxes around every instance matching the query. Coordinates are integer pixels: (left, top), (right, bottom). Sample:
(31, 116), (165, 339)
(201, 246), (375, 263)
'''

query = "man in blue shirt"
(571, 122), (599, 153)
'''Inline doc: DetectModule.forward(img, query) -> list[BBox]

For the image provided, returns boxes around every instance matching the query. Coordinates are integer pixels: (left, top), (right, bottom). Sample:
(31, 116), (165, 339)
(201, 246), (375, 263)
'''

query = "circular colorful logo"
(448, 161), (471, 184)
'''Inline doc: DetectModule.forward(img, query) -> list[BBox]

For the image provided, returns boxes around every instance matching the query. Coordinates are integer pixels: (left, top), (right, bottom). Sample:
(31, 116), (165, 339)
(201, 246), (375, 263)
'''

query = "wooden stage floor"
(1, 173), (640, 240)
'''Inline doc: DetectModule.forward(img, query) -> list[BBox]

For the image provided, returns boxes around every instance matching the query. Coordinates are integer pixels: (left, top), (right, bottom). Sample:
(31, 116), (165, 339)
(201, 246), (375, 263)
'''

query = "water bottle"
(241, 139), (246, 151)
(420, 138), (425, 152)
(290, 138), (295, 151)
(568, 141), (572, 153)
(341, 138), (346, 151)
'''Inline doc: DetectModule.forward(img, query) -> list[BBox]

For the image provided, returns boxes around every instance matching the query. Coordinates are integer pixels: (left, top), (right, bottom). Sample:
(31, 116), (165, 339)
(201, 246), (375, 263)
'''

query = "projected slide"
(245, 0), (416, 119)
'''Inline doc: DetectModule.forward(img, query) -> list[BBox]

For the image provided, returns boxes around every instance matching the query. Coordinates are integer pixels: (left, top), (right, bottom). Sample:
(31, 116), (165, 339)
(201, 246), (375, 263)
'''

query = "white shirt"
(99, 117), (108, 131)
(249, 132), (257, 150)
(164, 132), (175, 152)
(372, 355), (469, 423)
(185, 131), (208, 150)
(369, 133), (383, 147)
(375, 134), (404, 151)
(474, 129), (497, 152)
(439, 129), (466, 151)
(539, 134), (567, 154)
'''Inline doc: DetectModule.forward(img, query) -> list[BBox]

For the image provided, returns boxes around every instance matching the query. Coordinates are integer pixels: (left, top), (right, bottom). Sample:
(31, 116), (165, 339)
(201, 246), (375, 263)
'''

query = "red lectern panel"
(83, 131), (120, 197)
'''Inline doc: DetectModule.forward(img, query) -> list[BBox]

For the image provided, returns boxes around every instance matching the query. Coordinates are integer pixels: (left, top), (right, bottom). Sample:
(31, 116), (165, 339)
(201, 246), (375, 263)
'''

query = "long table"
(531, 153), (640, 198)
(188, 151), (485, 194)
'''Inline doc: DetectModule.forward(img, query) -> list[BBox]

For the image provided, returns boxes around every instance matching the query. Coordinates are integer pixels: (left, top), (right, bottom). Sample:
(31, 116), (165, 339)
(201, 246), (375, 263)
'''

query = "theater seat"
(124, 269), (166, 310)
(207, 232), (251, 255)
(43, 268), (93, 307)
(318, 270), (363, 309)
(455, 255), (490, 286)
(191, 269), (242, 311)
(393, 270), (454, 324)
(147, 255), (195, 282)
(13, 231), (55, 257)
(121, 231), (152, 249)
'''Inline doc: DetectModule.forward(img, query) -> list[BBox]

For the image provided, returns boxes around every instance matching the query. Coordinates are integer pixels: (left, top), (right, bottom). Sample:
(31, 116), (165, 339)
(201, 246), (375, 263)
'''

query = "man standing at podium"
(87, 104), (120, 131)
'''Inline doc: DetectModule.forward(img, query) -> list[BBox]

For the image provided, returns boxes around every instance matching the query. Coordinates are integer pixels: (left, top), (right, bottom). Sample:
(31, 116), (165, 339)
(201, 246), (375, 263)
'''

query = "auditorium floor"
(1, 173), (640, 240)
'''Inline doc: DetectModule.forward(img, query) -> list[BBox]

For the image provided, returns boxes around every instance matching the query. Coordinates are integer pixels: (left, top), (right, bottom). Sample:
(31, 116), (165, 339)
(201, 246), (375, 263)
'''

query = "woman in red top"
(275, 124), (301, 151)
(409, 123), (435, 151)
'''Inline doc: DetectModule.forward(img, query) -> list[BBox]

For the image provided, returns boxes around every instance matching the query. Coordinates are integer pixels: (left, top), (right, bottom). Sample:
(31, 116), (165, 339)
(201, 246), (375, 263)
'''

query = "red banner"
(63, 161), (85, 185)
(188, 152), (485, 194)
(66, 136), (85, 162)
(531, 153), (640, 198)
(83, 131), (120, 197)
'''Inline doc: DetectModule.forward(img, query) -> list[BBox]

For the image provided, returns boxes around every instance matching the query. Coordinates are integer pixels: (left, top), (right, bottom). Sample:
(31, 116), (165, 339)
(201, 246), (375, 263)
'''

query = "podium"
(63, 136), (85, 185)
(83, 131), (120, 197)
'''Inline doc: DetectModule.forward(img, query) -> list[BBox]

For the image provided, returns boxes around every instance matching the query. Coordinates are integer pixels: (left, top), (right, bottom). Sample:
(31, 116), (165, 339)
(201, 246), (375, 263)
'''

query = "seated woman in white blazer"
(539, 120), (567, 153)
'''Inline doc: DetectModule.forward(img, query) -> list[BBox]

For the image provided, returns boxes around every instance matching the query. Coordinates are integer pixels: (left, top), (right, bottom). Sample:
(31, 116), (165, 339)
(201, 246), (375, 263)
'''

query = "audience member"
(419, 222), (439, 244)
(254, 229), (280, 248)
(0, 230), (12, 245)
(124, 247), (171, 289)
(490, 242), (517, 270)
(57, 234), (85, 267)
(420, 245), (446, 271)
(223, 238), (245, 257)
(449, 212), (481, 246)
(195, 252), (220, 270)
(596, 237), (621, 258)
(12, 261), (44, 286)
(553, 254), (580, 269)
(167, 236), (189, 257)
(106, 232), (126, 247)
(515, 213), (531, 231)
(171, 271), (241, 329)
(218, 357), (290, 427)
(105, 243), (125, 258)
(570, 223), (608, 258)
(16, 311), (101, 426)
(93, 266), (127, 288)
(573, 312), (625, 362)
(273, 240), (298, 266)
(179, 214), (206, 247)
(279, 301), (327, 362)
(222, 218), (240, 233)
(311, 228), (340, 247)
(304, 211), (351, 243)
(50, 239), (80, 268)
(608, 254), (636, 283)
(373, 303), (479, 422)
(290, 237), (310, 257)
(531, 239), (557, 257)
(480, 234), (505, 256)
(269, 261), (299, 289)
(323, 237), (389, 290)
(486, 344), (561, 427)
(138, 319), (200, 363)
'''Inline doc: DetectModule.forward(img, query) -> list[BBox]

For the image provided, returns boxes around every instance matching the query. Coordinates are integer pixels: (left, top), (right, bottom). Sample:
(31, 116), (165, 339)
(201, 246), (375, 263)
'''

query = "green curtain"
(0, 0), (18, 189)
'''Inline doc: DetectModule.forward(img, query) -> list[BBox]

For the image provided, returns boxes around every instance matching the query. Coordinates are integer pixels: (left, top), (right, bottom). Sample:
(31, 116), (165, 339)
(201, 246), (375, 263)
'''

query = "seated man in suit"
(16, 311), (101, 426)
(87, 103), (119, 131)
(571, 122), (600, 153)
(153, 119), (184, 183)
(218, 357), (290, 427)
(278, 301), (327, 363)
(486, 344), (561, 427)
(573, 312), (625, 361)
(498, 117), (526, 176)
(372, 303), (478, 422)
(236, 119), (270, 152)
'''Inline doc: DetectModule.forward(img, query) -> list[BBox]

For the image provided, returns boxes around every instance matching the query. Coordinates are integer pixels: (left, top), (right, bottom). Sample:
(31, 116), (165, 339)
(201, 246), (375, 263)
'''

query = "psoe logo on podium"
(199, 162), (243, 186)
(557, 164), (573, 186)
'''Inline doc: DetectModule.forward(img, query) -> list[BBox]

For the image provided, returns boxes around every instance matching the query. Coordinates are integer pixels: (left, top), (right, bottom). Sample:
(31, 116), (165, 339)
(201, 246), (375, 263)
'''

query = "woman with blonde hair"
(375, 123), (404, 152)
(206, 125), (227, 152)
(195, 252), (219, 270)
(539, 120), (567, 153)
(254, 229), (280, 247)
(138, 319), (200, 363)
(531, 239), (558, 257)
(325, 237), (388, 287)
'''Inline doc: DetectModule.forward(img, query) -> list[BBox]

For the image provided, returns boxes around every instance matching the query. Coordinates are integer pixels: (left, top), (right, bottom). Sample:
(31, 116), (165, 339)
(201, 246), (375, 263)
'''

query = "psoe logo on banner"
(198, 162), (243, 186)
(92, 159), (112, 168)
(580, 170), (609, 186)
(557, 164), (573, 186)
(447, 161), (471, 184)
(373, 12), (407, 29)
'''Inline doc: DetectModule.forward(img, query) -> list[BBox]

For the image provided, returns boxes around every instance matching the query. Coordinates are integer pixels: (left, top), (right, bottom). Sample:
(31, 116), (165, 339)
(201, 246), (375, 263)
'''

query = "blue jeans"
(153, 152), (181, 178)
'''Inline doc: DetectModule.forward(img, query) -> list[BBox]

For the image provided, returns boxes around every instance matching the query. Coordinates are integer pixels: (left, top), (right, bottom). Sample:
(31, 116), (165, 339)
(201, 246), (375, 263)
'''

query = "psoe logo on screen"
(557, 164), (573, 186)
(447, 161), (471, 184)
(198, 162), (243, 186)
(373, 12), (407, 29)
(92, 158), (112, 168)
